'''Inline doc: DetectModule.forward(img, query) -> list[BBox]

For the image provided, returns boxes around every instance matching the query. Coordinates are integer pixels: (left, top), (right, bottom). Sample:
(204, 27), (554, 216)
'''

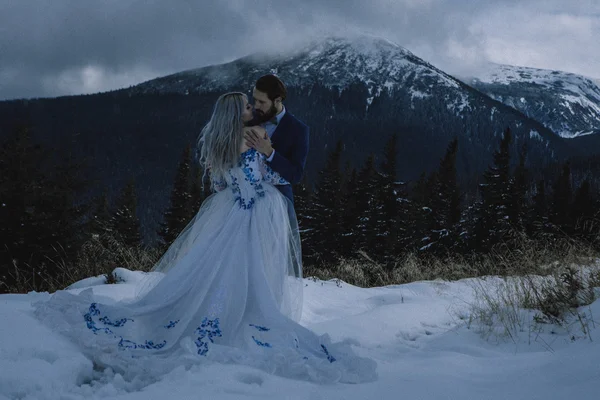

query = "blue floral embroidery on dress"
(88, 303), (100, 316)
(321, 344), (336, 363)
(229, 149), (267, 210)
(99, 315), (133, 327)
(164, 320), (180, 329)
(252, 336), (272, 348)
(249, 324), (270, 332)
(84, 304), (114, 335)
(84, 303), (133, 332)
(118, 337), (167, 350)
(82, 302), (175, 351)
(249, 322), (271, 347)
(195, 317), (222, 356)
(261, 161), (289, 185)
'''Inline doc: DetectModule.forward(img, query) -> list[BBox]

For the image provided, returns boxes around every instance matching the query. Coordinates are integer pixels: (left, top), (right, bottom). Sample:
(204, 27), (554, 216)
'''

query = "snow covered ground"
(1, 271), (599, 400)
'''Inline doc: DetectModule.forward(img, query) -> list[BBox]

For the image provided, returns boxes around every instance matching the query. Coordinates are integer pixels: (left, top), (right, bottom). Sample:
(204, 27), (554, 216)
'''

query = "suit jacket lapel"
(270, 112), (292, 147)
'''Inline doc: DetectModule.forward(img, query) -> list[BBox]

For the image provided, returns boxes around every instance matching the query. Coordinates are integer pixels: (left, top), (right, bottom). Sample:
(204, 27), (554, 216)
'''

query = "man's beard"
(253, 103), (278, 124)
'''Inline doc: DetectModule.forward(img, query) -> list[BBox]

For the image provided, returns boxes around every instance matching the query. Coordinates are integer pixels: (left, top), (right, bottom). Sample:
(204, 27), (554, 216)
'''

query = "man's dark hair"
(255, 74), (287, 102)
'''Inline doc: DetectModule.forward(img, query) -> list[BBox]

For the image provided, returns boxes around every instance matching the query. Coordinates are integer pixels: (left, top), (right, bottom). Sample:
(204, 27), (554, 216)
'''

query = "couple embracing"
(33, 75), (377, 384)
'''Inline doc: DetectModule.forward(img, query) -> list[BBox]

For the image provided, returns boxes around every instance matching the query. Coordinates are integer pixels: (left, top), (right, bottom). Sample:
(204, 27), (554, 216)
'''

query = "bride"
(33, 92), (377, 384)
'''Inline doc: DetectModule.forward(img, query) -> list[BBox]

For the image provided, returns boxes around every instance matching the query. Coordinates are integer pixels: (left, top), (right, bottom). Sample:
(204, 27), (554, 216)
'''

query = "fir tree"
(571, 179), (595, 238)
(340, 165), (359, 257)
(407, 172), (436, 251)
(423, 138), (462, 254)
(293, 177), (316, 262)
(376, 133), (405, 264)
(473, 128), (513, 251)
(0, 127), (89, 292)
(433, 138), (461, 228)
(508, 143), (529, 230)
(311, 140), (346, 264)
(112, 179), (141, 248)
(528, 179), (549, 236)
(89, 189), (113, 238)
(407, 138), (462, 256)
(550, 162), (573, 232)
(354, 154), (380, 253)
(159, 145), (193, 247)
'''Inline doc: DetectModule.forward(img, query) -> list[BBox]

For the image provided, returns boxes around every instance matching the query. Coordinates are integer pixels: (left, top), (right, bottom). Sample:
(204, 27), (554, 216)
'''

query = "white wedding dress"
(32, 148), (377, 384)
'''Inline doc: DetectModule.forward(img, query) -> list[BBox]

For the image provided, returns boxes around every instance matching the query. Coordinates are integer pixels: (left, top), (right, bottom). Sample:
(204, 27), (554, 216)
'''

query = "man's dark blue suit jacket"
(266, 111), (309, 205)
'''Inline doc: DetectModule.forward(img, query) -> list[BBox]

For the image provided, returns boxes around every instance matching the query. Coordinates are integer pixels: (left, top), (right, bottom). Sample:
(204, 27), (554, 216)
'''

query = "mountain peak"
(300, 35), (407, 57)
(472, 62), (600, 89)
(135, 33), (462, 101)
(467, 63), (600, 138)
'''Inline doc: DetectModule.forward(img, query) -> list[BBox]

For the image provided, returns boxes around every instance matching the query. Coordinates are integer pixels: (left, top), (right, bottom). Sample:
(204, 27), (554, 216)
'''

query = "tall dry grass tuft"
(466, 263), (600, 344)
(305, 232), (599, 288)
(0, 233), (162, 294)
(303, 251), (390, 288)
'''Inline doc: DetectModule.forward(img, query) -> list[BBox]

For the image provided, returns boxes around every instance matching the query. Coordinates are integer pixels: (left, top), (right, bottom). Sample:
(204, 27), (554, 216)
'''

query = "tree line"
(294, 128), (600, 268)
(1, 125), (599, 293)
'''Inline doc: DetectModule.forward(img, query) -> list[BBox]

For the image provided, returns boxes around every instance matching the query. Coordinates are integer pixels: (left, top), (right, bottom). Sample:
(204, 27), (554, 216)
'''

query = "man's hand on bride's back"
(244, 127), (273, 157)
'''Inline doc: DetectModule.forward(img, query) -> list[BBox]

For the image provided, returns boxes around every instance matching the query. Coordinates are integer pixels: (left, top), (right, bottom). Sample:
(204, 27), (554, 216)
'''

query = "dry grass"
(1, 234), (162, 294)
(304, 233), (600, 345)
(466, 264), (600, 344)
(304, 232), (599, 288)
(4, 228), (600, 299)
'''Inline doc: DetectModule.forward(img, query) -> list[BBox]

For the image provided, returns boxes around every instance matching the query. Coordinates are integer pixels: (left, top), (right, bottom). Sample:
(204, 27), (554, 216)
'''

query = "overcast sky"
(1, 0), (598, 100)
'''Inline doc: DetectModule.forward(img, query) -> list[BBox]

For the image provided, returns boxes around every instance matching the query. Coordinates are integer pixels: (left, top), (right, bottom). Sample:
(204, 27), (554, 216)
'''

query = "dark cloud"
(1, 0), (598, 100)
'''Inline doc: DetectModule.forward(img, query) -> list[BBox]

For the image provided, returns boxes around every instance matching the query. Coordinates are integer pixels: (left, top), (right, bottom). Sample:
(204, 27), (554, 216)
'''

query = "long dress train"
(32, 149), (377, 384)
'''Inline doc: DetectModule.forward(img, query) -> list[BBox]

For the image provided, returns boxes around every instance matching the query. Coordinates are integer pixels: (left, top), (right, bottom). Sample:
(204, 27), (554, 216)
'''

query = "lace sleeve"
(259, 154), (289, 185)
(205, 164), (227, 192)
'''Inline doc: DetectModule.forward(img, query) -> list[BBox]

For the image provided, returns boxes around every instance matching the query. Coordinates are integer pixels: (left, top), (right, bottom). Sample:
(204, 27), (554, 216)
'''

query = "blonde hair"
(197, 92), (246, 188)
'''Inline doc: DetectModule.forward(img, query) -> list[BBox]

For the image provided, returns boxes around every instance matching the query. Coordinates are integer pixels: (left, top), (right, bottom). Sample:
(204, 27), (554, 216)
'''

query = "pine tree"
(409, 138), (461, 256)
(340, 165), (359, 257)
(293, 177), (312, 228)
(159, 145), (194, 247)
(112, 179), (141, 248)
(434, 139), (462, 254)
(0, 127), (46, 290)
(89, 189), (113, 238)
(508, 143), (529, 230)
(473, 128), (513, 251)
(571, 179), (595, 238)
(433, 138), (461, 228)
(376, 133), (404, 264)
(407, 172), (436, 251)
(293, 176), (316, 262)
(550, 163), (573, 232)
(0, 127), (88, 292)
(528, 179), (549, 236)
(310, 140), (346, 264)
(354, 154), (380, 253)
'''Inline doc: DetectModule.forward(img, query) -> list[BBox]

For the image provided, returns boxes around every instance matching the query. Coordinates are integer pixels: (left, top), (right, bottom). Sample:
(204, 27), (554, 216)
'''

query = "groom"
(244, 74), (310, 205)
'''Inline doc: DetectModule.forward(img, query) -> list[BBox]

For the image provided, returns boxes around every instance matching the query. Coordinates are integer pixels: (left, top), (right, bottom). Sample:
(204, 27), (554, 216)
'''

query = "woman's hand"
(244, 127), (273, 158)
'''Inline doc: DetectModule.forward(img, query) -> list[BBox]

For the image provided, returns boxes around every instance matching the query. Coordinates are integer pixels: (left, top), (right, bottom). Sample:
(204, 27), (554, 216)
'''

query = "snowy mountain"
(135, 36), (464, 111)
(129, 35), (569, 176)
(133, 36), (504, 122)
(0, 35), (577, 239)
(466, 64), (600, 139)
